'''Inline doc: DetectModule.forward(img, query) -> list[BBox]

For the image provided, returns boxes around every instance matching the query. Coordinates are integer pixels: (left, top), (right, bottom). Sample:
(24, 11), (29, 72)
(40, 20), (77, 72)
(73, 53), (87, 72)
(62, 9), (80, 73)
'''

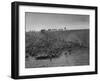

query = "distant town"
(27, 27), (68, 32)
(26, 26), (89, 32)
(46, 27), (67, 31)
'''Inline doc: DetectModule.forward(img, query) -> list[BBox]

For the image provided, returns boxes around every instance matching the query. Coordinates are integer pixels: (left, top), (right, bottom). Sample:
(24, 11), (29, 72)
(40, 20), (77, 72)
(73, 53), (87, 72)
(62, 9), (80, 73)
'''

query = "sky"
(25, 12), (89, 32)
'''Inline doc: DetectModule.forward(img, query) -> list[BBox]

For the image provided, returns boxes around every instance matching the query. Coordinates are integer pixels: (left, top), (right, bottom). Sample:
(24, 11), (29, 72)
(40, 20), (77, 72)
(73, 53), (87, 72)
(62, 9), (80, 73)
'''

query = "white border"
(19, 5), (95, 76)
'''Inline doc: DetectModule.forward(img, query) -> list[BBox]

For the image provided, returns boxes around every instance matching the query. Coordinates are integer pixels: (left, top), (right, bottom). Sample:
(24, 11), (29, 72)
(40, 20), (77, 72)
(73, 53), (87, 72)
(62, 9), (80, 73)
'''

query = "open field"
(25, 29), (89, 68)
(26, 48), (89, 68)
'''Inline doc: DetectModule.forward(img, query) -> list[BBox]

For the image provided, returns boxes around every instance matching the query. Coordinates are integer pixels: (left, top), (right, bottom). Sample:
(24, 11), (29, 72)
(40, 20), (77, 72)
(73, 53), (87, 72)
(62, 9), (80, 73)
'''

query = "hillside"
(25, 29), (89, 58)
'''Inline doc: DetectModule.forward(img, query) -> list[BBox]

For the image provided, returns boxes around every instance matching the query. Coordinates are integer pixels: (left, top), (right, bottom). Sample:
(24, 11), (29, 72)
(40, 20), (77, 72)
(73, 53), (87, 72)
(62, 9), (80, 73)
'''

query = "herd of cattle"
(26, 40), (87, 61)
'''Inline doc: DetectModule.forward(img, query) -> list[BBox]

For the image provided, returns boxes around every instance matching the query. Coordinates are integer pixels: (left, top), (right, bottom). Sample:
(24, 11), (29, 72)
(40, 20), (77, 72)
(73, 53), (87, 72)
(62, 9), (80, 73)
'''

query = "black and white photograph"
(25, 12), (90, 68)
(11, 1), (97, 79)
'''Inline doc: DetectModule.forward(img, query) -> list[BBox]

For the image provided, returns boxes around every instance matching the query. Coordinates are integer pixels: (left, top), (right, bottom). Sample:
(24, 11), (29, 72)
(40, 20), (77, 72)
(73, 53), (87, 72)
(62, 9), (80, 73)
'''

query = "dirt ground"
(25, 48), (89, 68)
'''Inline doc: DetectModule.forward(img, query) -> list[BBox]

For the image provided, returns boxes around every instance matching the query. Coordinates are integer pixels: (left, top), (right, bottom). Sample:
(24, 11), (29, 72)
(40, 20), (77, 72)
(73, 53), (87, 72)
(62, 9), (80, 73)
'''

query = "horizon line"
(26, 28), (89, 32)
